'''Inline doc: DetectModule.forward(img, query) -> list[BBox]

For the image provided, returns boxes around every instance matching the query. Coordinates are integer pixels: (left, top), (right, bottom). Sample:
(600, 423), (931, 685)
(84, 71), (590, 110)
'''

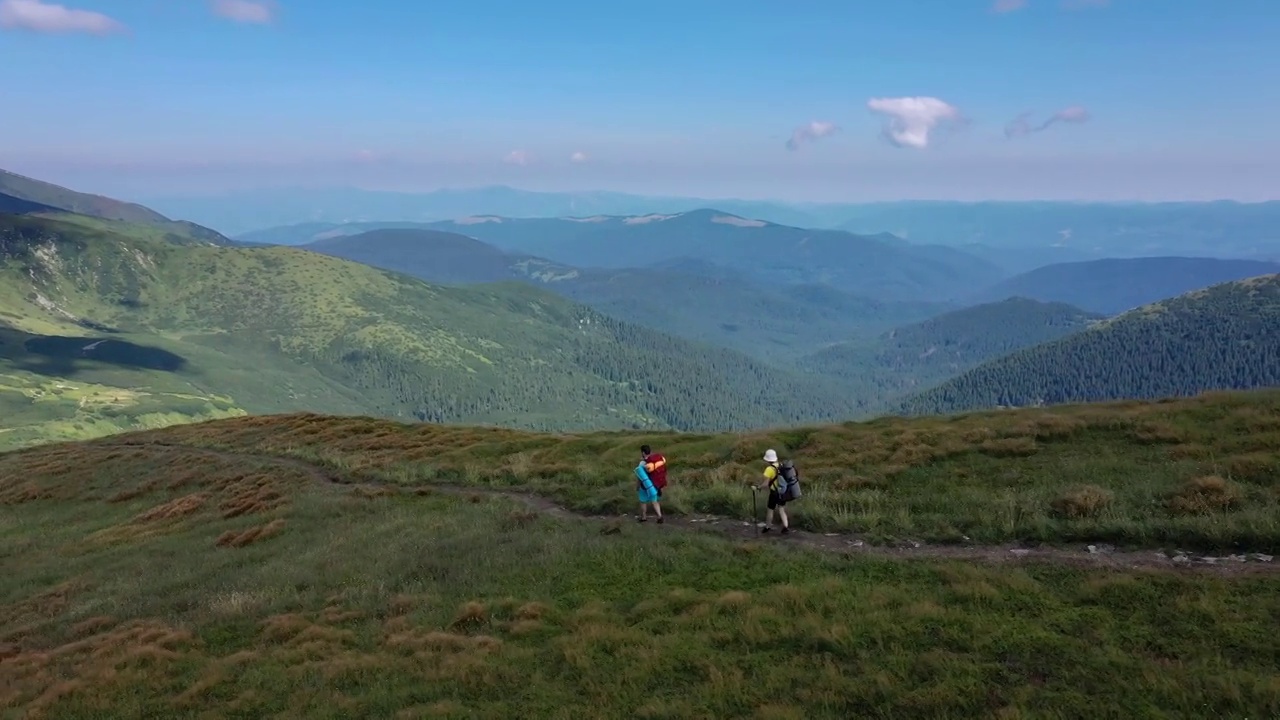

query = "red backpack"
(645, 453), (668, 489)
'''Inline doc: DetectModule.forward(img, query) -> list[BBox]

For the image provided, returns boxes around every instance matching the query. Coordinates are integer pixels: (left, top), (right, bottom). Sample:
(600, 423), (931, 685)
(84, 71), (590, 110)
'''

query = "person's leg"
(652, 499), (663, 523)
(762, 491), (778, 532)
(777, 504), (789, 532)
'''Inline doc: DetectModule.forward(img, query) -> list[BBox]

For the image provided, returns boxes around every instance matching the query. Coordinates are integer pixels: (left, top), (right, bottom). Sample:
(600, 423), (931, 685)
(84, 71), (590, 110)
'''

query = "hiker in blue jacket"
(635, 459), (664, 523)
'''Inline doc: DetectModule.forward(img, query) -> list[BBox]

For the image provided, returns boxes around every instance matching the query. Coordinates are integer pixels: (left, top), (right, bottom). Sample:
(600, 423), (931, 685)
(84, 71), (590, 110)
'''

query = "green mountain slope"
(0, 212), (873, 450)
(424, 210), (1005, 302)
(0, 168), (233, 246)
(301, 228), (948, 363)
(901, 274), (1280, 414)
(970, 256), (1280, 315)
(801, 298), (1104, 406)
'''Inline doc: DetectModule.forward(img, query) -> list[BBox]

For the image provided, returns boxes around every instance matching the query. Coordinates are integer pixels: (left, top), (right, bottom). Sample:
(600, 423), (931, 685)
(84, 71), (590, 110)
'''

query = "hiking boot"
(781, 527), (790, 534)
(761, 527), (771, 534)
(656, 516), (664, 524)
(638, 516), (648, 523)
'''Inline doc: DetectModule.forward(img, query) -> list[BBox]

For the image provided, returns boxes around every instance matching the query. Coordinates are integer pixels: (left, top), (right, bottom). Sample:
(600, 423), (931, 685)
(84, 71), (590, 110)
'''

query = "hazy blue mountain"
(236, 220), (440, 246)
(955, 242), (1095, 274)
(144, 186), (853, 237)
(838, 200), (1280, 261)
(143, 184), (1280, 266)
(971, 256), (1280, 315)
(421, 210), (1005, 302)
(300, 228), (949, 363)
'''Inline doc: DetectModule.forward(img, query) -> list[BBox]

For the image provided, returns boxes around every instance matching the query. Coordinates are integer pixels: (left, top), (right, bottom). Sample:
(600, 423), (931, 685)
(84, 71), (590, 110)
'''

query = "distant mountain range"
(282, 212), (1005, 303)
(299, 227), (950, 363)
(837, 200), (1280, 261)
(6, 165), (1280, 452)
(145, 185), (1280, 267)
(969, 257), (1280, 315)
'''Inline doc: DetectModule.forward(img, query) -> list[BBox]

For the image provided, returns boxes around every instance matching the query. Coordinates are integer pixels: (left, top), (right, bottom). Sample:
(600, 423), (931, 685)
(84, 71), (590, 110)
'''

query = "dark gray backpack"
(779, 460), (802, 501)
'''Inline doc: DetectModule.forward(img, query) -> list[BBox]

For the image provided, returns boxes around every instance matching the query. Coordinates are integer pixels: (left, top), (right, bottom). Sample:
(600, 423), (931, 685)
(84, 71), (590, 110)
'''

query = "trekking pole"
(751, 486), (759, 534)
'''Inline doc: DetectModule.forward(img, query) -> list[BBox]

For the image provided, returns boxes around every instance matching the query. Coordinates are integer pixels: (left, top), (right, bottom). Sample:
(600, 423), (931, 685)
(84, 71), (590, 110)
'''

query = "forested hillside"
(901, 274), (1280, 414)
(300, 227), (948, 363)
(970, 256), (1280, 315)
(801, 298), (1102, 406)
(0, 210), (871, 449)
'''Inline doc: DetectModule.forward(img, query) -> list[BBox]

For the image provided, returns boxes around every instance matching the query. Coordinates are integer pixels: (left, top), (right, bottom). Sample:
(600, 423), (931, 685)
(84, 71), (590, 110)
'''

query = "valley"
(5, 169), (1280, 452)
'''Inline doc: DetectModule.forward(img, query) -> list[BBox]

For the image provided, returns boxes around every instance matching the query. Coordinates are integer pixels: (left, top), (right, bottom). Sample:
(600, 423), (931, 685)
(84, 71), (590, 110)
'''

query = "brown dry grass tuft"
(1131, 422), (1187, 445)
(70, 616), (116, 637)
(515, 602), (548, 620)
(259, 613), (311, 642)
(352, 485), (398, 499)
(1225, 454), (1276, 483)
(978, 437), (1040, 458)
(1049, 485), (1114, 519)
(215, 518), (287, 548)
(500, 509), (539, 530)
(1168, 476), (1244, 515)
(2, 619), (196, 714)
(450, 601), (488, 631)
(132, 493), (208, 523)
(388, 594), (422, 616)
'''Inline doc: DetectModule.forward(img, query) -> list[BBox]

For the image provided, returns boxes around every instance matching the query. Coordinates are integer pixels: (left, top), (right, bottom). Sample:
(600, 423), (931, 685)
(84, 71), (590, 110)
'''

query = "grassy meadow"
(108, 388), (1280, 553)
(3, 430), (1279, 718)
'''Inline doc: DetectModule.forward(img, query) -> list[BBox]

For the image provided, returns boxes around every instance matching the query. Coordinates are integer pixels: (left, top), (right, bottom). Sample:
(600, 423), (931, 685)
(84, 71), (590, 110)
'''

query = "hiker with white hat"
(754, 448), (790, 534)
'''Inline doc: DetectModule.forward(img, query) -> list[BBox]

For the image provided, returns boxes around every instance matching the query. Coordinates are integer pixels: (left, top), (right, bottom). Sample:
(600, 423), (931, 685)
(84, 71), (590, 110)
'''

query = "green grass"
(84, 388), (1280, 553)
(3, 438), (1278, 718)
(0, 369), (245, 451)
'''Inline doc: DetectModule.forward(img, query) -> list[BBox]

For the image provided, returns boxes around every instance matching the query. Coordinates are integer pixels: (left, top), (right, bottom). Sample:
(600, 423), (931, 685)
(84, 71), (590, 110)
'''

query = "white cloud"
(0, 0), (124, 35)
(504, 150), (530, 166)
(866, 97), (962, 149)
(210, 0), (273, 24)
(785, 121), (840, 151)
(570, 151), (588, 163)
(1005, 105), (1091, 138)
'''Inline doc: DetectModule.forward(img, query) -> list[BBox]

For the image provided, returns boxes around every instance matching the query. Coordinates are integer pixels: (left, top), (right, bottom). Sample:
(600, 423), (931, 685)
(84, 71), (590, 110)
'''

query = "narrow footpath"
(102, 441), (1278, 576)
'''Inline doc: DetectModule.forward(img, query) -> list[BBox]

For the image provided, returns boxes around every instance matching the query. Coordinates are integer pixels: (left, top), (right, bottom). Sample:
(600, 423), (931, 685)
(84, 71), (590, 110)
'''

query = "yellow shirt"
(762, 464), (781, 491)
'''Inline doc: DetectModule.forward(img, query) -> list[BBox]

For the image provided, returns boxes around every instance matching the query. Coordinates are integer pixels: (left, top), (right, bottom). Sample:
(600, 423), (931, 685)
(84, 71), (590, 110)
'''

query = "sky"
(2, 0), (1279, 203)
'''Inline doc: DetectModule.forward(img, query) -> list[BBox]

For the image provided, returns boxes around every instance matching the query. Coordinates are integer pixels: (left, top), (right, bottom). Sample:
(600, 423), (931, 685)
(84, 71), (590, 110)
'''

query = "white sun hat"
(763, 449), (778, 463)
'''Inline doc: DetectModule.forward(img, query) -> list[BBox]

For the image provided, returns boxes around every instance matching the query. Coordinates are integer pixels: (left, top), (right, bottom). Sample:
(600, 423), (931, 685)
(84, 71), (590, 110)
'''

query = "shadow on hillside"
(0, 324), (188, 377)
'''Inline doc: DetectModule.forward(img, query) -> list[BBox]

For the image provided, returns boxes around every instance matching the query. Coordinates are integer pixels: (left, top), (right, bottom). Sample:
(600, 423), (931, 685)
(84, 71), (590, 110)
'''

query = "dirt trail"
(100, 441), (1278, 576)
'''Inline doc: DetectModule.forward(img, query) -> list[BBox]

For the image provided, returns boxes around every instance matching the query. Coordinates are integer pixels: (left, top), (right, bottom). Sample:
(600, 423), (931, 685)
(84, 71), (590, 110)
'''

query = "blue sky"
(2, 0), (1278, 202)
